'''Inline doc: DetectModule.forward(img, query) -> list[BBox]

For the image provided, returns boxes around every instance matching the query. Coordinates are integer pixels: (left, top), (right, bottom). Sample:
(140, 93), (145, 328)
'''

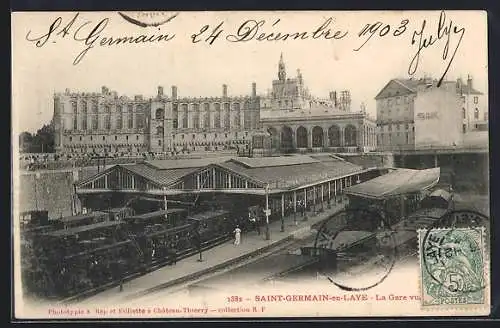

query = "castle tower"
(278, 53), (286, 81)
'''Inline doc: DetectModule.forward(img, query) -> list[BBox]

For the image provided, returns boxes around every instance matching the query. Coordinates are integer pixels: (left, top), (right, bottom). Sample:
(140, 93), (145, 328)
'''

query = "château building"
(52, 54), (370, 155)
(53, 84), (260, 155)
(259, 54), (377, 153)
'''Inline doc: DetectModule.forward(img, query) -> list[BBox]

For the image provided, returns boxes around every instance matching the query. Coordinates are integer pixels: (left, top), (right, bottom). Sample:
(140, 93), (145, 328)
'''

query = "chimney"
(467, 75), (473, 90)
(171, 85), (178, 100)
(223, 84), (228, 97)
(330, 91), (338, 106)
(251, 82), (257, 97)
(158, 86), (164, 97)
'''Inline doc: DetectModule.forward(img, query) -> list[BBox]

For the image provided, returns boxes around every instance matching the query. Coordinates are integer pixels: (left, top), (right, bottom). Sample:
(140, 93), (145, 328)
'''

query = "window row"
(68, 135), (141, 142)
(462, 108), (482, 120)
(70, 114), (145, 130)
(168, 131), (249, 139)
(379, 123), (412, 132)
(383, 95), (411, 107)
(71, 102), (144, 114)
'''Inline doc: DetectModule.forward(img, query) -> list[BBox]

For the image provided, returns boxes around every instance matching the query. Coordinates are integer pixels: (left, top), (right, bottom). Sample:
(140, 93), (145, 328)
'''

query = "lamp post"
(163, 187), (168, 221)
(265, 184), (270, 240)
(280, 193), (285, 233)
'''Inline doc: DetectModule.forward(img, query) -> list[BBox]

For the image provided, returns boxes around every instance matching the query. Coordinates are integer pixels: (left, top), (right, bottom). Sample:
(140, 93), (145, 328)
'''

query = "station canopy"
(75, 154), (369, 194)
(217, 155), (365, 190)
(343, 167), (440, 200)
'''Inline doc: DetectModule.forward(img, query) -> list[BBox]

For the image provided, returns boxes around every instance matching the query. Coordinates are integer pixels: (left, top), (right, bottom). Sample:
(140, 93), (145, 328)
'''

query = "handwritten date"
(354, 19), (409, 51)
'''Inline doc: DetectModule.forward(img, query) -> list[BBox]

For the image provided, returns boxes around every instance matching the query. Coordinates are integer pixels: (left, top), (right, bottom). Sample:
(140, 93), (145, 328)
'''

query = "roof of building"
(144, 157), (234, 170)
(218, 155), (364, 189)
(45, 221), (123, 238)
(58, 211), (107, 223)
(125, 208), (186, 221)
(344, 167), (440, 199)
(376, 78), (483, 100)
(76, 154), (367, 192)
(428, 188), (452, 201)
(125, 164), (197, 186)
(230, 155), (320, 168)
(260, 108), (361, 120)
(188, 209), (231, 221)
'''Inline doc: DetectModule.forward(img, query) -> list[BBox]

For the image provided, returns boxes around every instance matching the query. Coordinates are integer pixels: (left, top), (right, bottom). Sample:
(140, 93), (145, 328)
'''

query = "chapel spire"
(278, 53), (286, 81)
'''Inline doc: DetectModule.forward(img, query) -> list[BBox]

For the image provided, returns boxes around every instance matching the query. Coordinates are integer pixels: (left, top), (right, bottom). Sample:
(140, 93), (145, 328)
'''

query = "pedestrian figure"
(233, 226), (241, 245)
(119, 279), (124, 292)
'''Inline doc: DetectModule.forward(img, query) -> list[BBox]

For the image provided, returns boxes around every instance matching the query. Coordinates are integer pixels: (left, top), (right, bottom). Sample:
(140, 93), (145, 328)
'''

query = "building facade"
(53, 87), (150, 155)
(375, 76), (487, 151)
(413, 87), (463, 148)
(259, 54), (376, 153)
(53, 84), (260, 155)
(260, 111), (377, 153)
(52, 54), (367, 155)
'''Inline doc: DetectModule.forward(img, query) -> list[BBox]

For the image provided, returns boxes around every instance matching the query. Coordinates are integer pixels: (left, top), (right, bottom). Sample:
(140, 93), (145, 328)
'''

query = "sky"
(12, 10), (488, 133)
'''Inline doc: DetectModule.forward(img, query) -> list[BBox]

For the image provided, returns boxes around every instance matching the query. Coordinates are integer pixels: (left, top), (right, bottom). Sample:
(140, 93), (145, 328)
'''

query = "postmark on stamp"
(418, 225), (487, 307)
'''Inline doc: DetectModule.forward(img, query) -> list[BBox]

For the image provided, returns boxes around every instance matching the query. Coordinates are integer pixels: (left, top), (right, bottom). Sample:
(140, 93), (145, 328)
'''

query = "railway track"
(122, 232), (318, 304)
(60, 234), (234, 304)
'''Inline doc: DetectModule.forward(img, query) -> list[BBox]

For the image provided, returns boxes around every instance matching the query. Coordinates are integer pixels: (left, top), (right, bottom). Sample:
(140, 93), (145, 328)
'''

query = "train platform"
(78, 201), (347, 305)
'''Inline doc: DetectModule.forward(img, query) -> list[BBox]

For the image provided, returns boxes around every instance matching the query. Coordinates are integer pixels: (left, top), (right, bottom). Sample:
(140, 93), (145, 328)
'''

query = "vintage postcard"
(11, 10), (490, 319)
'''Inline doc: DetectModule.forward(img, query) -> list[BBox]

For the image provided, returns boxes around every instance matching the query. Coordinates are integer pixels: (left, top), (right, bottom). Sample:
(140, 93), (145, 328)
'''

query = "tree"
(19, 122), (56, 153)
(19, 132), (33, 153)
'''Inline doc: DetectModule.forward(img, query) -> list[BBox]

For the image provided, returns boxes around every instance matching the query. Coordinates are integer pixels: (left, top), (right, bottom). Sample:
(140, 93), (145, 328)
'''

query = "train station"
(74, 154), (381, 227)
(20, 153), (468, 303)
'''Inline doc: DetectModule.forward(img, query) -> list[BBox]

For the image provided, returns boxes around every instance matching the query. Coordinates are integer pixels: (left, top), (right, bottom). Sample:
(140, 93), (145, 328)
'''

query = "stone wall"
(16, 166), (104, 219)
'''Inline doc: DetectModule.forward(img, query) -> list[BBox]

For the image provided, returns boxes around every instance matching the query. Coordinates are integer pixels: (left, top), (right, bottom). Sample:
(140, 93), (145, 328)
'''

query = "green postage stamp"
(418, 227), (488, 308)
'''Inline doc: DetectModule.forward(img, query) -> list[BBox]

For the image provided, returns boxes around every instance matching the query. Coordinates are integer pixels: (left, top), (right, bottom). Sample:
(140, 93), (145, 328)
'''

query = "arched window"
(181, 104), (188, 128)
(81, 101), (87, 115)
(344, 125), (357, 146)
(81, 101), (87, 131)
(192, 104), (200, 129)
(312, 126), (323, 147)
(214, 103), (221, 128)
(103, 114), (110, 130)
(155, 108), (164, 120)
(204, 103), (210, 128)
(156, 126), (164, 136)
(462, 108), (466, 119)
(172, 103), (179, 129)
(296, 126), (308, 148)
(267, 127), (279, 149)
(136, 105), (144, 129)
(233, 103), (240, 128)
(128, 106), (134, 129)
(244, 101), (251, 130)
(474, 108), (479, 119)
(116, 105), (123, 129)
(281, 126), (293, 149)
(223, 103), (230, 129)
(92, 100), (98, 113)
(328, 125), (340, 147)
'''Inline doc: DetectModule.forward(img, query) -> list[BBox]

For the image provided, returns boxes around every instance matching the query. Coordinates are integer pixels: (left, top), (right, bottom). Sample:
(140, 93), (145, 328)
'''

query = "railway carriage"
(187, 209), (233, 245)
(102, 207), (135, 221)
(28, 221), (129, 298)
(54, 211), (109, 229)
(123, 208), (188, 236)
(20, 206), (237, 300)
